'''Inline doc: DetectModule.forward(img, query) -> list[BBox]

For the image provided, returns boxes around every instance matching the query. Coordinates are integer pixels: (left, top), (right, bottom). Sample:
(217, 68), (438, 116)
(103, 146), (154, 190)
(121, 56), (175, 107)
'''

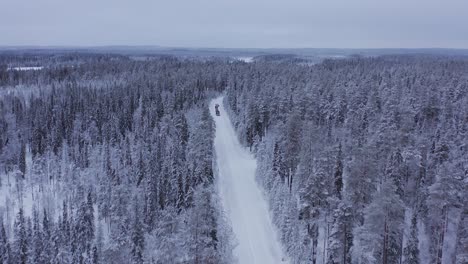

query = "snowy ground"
(210, 97), (287, 264)
(235, 57), (254, 63)
(7, 66), (44, 71)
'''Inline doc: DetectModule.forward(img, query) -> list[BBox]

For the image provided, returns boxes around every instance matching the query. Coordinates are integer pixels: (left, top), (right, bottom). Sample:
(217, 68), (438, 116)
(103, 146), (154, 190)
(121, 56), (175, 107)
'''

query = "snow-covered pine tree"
(13, 208), (28, 264)
(455, 206), (468, 264)
(130, 197), (144, 264)
(352, 179), (405, 264)
(403, 212), (420, 264)
(0, 218), (11, 264)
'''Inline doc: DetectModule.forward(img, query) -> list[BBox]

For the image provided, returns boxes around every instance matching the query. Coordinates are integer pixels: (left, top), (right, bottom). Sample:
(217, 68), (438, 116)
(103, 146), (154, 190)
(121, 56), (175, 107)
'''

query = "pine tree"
(455, 201), (468, 264)
(31, 208), (43, 264)
(427, 163), (464, 264)
(136, 149), (145, 186)
(174, 112), (189, 149)
(327, 202), (353, 264)
(190, 186), (219, 264)
(0, 218), (11, 264)
(403, 212), (420, 264)
(40, 209), (52, 264)
(352, 180), (405, 264)
(74, 191), (95, 262)
(333, 143), (344, 199)
(59, 201), (72, 263)
(13, 208), (28, 264)
(19, 143), (26, 178)
(386, 149), (405, 198)
(272, 141), (288, 183)
(130, 198), (144, 264)
(92, 245), (99, 264)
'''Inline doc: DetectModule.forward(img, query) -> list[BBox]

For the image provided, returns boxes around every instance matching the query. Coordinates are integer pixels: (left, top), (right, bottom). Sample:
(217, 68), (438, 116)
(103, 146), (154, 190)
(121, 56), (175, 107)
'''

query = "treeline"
(224, 56), (468, 264)
(0, 54), (233, 263)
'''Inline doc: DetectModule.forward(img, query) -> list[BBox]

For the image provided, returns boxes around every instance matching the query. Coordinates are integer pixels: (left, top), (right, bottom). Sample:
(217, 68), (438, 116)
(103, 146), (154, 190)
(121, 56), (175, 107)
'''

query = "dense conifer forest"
(0, 53), (467, 263)
(0, 54), (233, 263)
(225, 55), (468, 264)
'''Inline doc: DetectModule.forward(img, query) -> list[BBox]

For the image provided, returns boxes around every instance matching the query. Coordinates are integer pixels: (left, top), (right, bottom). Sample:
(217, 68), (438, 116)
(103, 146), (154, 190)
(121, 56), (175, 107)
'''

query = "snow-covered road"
(210, 97), (287, 264)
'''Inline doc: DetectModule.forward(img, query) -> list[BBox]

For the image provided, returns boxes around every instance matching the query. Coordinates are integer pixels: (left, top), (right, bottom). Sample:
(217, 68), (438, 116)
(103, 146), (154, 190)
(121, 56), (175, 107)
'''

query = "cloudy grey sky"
(1, 0), (468, 48)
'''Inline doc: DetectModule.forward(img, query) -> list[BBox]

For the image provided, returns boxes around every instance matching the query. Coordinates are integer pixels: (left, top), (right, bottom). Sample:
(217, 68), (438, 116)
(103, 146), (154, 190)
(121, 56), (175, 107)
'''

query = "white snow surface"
(8, 66), (43, 71)
(235, 57), (254, 63)
(210, 97), (287, 264)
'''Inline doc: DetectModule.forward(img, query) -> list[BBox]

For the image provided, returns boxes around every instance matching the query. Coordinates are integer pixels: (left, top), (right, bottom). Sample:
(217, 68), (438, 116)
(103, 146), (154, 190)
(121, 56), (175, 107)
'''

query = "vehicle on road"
(215, 104), (220, 116)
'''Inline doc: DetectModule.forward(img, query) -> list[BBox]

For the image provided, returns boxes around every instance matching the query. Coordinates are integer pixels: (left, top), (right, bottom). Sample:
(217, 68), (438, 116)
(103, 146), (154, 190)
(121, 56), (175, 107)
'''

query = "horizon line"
(1, 45), (468, 51)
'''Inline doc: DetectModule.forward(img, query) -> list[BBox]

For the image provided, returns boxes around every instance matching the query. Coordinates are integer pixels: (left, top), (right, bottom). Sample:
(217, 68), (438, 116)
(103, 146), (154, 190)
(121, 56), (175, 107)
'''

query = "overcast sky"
(1, 0), (468, 48)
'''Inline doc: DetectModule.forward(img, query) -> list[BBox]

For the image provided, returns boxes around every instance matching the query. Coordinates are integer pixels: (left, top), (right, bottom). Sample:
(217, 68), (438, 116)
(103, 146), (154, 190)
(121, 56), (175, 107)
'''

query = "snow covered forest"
(0, 54), (233, 263)
(224, 56), (468, 264)
(0, 53), (467, 264)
